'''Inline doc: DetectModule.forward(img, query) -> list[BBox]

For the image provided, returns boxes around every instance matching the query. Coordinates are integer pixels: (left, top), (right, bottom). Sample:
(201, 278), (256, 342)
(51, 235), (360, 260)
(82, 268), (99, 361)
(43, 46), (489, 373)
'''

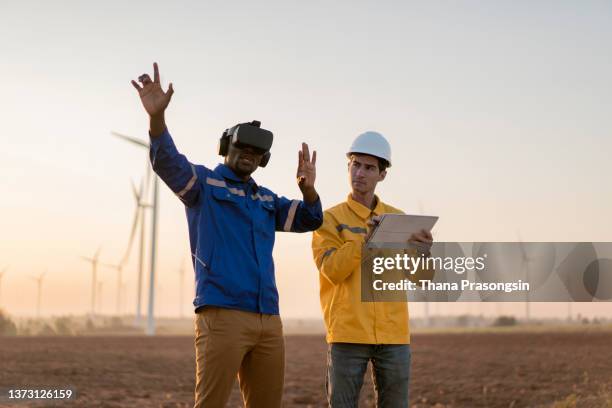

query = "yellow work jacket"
(312, 194), (430, 344)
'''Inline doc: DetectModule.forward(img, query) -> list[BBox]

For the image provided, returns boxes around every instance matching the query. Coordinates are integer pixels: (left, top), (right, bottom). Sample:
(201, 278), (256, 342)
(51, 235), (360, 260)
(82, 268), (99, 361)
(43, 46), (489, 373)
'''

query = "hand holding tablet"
(366, 214), (438, 245)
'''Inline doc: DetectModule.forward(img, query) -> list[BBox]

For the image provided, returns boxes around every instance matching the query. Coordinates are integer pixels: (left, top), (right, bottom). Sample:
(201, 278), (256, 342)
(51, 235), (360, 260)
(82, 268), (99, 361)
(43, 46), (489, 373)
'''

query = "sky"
(1, 1), (611, 319)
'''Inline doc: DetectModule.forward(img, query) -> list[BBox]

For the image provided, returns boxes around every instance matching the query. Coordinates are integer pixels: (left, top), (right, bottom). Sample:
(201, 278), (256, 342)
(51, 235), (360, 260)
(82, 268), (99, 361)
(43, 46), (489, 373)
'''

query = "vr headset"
(218, 120), (273, 167)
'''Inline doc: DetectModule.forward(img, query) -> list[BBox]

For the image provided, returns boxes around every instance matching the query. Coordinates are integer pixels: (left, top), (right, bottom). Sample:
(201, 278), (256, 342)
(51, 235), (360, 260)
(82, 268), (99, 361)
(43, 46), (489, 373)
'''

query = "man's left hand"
(297, 143), (318, 203)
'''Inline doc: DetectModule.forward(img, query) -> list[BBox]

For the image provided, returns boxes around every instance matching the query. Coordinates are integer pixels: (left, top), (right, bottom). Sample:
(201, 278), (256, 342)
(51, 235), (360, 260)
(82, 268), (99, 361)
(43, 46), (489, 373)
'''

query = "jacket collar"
(346, 193), (384, 220)
(214, 164), (259, 191)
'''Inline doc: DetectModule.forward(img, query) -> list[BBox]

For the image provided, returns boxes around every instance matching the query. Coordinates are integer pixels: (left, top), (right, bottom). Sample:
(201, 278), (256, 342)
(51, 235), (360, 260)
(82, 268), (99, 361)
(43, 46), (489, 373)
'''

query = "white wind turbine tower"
(100, 177), (150, 318)
(97, 281), (104, 315)
(101, 262), (124, 315)
(130, 175), (152, 325)
(31, 271), (46, 319)
(517, 232), (531, 323)
(417, 200), (432, 326)
(111, 131), (159, 336)
(0, 267), (8, 308)
(81, 248), (101, 316)
(121, 282), (128, 315)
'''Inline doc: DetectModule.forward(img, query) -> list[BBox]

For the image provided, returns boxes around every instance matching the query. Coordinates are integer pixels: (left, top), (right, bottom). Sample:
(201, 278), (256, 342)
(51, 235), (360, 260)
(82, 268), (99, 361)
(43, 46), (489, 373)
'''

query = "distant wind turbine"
(417, 199), (432, 325)
(101, 262), (124, 315)
(517, 232), (531, 322)
(111, 131), (159, 336)
(130, 174), (153, 325)
(97, 281), (104, 315)
(81, 248), (101, 316)
(100, 175), (152, 318)
(30, 271), (46, 318)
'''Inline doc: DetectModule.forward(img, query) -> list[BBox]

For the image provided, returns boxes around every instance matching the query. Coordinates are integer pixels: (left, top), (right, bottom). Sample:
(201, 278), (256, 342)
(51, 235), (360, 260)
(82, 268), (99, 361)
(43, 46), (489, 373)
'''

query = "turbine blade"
(516, 232), (528, 260)
(111, 131), (149, 149)
(121, 204), (140, 266)
(131, 179), (141, 202)
(143, 159), (152, 197)
(138, 177), (145, 202)
(94, 247), (101, 261)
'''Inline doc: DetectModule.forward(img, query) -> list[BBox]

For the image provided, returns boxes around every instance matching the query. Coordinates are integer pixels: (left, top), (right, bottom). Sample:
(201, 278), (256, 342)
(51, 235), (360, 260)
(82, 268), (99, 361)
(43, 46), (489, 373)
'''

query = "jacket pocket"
(256, 201), (276, 239)
(211, 185), (238, 204)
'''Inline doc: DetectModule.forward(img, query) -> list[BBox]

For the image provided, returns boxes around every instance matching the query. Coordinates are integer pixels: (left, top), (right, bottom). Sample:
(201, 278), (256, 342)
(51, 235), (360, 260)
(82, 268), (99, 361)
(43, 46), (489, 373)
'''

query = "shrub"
(0, 309), (17, 336)
(492, 315), (517, 327)
(54, 317), (75, 335)
(38, 323), (56, 336)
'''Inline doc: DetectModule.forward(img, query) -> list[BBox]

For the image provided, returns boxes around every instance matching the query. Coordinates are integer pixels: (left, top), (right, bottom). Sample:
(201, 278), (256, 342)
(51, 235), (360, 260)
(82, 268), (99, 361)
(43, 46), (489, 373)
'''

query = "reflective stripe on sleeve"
(321, 248), (337, 261)
(283, 200), (300, 232)
(177, 164), (197, 198)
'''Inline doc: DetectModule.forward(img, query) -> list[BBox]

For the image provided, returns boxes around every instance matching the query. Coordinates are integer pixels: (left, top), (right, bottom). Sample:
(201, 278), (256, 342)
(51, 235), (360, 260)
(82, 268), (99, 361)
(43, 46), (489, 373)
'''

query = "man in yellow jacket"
(312, 131), (434, 407)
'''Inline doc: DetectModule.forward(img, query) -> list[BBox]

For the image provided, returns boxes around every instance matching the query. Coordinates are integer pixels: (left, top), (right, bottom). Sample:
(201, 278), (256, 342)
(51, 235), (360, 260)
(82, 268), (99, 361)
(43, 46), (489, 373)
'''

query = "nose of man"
(355, 167), (367, 178)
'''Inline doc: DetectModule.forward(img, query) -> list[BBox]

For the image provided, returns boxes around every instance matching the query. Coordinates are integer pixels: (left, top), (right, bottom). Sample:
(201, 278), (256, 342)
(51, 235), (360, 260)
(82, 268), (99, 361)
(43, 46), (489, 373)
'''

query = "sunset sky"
(1, 1), (611, 319)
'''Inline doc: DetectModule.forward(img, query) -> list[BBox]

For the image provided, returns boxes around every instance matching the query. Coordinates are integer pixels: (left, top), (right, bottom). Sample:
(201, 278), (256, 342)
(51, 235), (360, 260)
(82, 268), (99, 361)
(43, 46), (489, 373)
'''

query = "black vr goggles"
(218, 120), (274, 167)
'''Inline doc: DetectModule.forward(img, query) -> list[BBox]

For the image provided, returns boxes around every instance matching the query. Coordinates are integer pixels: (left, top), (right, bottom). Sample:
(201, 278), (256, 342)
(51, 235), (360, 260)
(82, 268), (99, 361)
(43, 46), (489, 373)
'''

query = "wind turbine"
(30, 271), (46, 319)
(0, 267), (7, 308)
(97, 281), (104, 315)
(81, 248), (101, 316)
(100, 262), (124, 315)
(111, 131), (159, 336)
(517, 232), (531, 323)
(100, 177), (151, 318)
(417, 199), (440, 325)
(121, 282), (128, 315)
(130, 174), (153, 325)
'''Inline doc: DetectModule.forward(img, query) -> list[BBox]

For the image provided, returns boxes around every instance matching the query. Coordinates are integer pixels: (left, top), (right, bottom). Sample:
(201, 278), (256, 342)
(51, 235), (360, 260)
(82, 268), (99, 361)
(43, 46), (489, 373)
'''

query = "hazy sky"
(1, 1), (611, 319)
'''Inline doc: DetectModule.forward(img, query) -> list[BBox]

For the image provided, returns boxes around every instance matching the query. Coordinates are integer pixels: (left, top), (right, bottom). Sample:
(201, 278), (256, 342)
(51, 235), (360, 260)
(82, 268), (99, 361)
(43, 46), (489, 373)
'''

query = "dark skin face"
(224, 142), (265, 181)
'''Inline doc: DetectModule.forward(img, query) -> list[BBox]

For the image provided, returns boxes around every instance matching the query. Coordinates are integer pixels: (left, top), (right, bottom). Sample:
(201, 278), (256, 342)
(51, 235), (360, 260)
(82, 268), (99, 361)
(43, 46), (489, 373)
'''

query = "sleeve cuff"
(149, 128), (172, 150)
(302, 195), (322, 210)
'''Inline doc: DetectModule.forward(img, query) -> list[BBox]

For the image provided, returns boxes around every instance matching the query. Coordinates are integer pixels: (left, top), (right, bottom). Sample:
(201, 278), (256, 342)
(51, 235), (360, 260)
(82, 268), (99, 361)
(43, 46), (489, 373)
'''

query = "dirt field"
(1, 331), (612, 407)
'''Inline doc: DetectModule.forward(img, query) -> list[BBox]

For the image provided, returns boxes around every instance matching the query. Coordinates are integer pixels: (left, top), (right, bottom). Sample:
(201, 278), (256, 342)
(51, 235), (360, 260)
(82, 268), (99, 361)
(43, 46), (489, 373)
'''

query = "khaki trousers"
(194, 306), (285, 407)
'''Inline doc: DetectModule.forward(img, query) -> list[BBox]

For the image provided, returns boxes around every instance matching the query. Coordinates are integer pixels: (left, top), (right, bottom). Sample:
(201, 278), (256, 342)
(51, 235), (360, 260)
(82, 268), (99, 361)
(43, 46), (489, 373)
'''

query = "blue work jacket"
(150, 129), (323, 314)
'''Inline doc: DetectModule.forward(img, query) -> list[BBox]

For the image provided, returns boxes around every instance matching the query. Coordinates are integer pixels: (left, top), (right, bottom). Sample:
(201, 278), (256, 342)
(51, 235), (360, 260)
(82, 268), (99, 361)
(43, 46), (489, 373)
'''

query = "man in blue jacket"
(131, 63), (323, 407)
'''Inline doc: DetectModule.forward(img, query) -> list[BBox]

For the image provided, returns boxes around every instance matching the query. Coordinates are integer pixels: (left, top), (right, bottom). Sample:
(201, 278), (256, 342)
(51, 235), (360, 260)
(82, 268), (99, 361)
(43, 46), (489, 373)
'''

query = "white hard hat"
(346, 131), (392, 167)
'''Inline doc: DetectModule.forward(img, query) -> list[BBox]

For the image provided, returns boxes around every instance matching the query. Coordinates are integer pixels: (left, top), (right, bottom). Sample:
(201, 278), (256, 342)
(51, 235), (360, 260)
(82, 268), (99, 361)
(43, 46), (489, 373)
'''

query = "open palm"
(297, 142), (316, 190)
(131, 62), (174, 117)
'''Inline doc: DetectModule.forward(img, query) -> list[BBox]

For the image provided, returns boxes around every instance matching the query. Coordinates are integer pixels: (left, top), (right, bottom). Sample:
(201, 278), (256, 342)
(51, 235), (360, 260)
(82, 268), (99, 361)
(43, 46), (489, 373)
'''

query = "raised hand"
(131, 62), (174, 118)
(296, 143), (318, 203)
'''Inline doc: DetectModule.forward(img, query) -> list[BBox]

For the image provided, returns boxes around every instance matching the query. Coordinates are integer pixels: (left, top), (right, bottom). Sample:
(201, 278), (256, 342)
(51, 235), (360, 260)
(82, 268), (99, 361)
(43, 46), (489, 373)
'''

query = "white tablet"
(368, 214), (438, 244)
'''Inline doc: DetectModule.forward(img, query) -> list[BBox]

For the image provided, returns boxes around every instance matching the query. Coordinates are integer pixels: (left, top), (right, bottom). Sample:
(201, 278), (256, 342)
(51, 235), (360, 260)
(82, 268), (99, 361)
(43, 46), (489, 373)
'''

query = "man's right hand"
(131, 62), (174, 127)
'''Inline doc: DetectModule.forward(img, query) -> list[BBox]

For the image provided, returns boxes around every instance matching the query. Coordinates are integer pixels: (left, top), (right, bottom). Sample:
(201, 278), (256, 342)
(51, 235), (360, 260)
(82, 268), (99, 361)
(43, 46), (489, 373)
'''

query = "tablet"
(368, 214), (438, 244)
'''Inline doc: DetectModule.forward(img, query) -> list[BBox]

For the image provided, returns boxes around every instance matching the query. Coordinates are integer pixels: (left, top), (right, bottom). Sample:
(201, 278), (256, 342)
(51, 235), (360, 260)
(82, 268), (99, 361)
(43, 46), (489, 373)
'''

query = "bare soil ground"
(1, 331), (611, 407)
